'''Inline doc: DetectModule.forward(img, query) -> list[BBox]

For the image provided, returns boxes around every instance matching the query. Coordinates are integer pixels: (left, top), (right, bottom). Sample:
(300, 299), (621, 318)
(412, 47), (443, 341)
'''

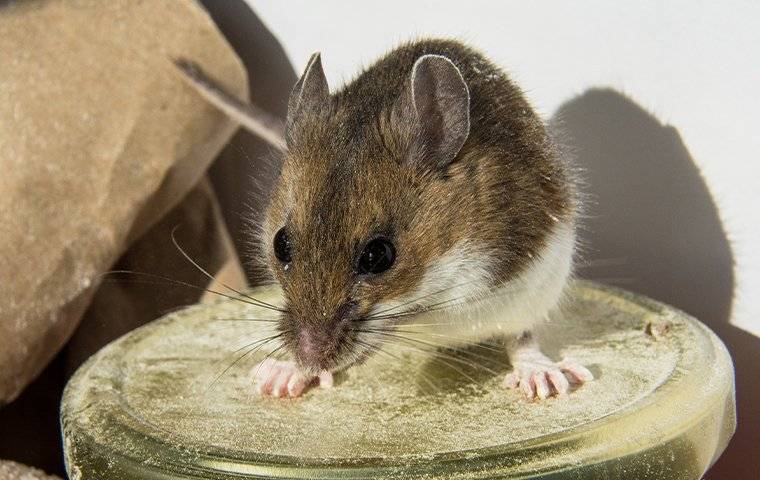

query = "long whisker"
(210, 317), (280, 323)
(584, 276), (637, 285)
(362, 296), (470, 321)
(369, 281), (521, 321)
(575, 257), (629, 268)
(362, 330), (502, 377)
(102, 270), (284, 312)
(353, 339), (443, 395)
(252, 344), (287, 380)
(366, 321), (460, 328)
(272, 347), (289, 362)
(366, 279), (483, 318)
(171, 225), (287, 312)
(223, 334), (282, 366)
(206, 333), (283, 391)
(364, 327), (505, 354)
(364, 282), (534, 323)
(386, 341), (489, 387)
(362, 297), (463, 321)
(364, 284), (522, 321)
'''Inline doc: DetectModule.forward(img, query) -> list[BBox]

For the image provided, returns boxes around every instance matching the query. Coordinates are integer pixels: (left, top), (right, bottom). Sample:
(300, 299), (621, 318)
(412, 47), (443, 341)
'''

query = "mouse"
(177, 38), (593, 400)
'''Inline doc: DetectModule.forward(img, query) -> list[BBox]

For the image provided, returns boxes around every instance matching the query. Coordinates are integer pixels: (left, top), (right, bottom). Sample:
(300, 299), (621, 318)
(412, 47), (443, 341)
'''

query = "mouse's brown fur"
(259, 38), (575, 373)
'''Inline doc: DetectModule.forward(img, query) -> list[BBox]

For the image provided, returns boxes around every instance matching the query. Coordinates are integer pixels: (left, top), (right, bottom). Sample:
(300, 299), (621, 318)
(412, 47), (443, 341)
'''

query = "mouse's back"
(335, 40), (556, 170)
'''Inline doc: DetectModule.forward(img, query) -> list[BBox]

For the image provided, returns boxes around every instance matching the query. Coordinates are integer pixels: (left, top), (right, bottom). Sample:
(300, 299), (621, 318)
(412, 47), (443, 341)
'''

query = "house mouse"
(177, 38), (593, 400)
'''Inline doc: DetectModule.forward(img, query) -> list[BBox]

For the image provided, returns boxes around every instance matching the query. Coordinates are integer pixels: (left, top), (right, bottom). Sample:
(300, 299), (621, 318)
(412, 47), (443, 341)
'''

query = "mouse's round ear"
(396, 54), (470, 170)
(286, 52), (330, 143)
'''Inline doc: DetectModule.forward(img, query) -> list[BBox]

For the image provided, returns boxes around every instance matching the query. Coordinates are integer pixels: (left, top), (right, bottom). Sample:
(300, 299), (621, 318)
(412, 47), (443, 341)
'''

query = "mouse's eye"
(358, 238), (396, 275)
(273, 227), (292, 264)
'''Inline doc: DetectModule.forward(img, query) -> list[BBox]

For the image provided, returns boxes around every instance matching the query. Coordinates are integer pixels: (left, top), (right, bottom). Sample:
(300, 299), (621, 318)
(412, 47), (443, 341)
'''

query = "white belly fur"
(371, 220), (576, 345)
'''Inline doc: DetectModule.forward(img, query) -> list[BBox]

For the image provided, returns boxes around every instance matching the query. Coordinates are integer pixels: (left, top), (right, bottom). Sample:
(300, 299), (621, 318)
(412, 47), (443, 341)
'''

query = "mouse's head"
(260, 52), (488, 375)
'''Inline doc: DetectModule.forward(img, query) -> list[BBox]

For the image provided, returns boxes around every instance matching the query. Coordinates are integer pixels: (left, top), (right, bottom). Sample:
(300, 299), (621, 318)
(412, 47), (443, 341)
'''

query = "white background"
(249, 1), (759, 336)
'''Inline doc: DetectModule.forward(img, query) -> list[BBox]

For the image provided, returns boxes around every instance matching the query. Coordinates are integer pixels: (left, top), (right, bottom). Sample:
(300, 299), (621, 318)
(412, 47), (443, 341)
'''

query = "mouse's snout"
(295, 327), (344, 372)
(292, 301), (356, 372)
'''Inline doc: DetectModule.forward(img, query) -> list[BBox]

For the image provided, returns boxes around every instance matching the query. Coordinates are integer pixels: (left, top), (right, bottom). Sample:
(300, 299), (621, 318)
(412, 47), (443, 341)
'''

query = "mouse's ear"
(398, 54), (470, 169)
(286, 52), (329, 141)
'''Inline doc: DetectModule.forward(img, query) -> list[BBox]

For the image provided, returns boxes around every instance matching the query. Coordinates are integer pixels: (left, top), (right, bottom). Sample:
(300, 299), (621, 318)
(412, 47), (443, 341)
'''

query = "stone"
(0, 460), (61, 480)
(0, 0), (248, 404)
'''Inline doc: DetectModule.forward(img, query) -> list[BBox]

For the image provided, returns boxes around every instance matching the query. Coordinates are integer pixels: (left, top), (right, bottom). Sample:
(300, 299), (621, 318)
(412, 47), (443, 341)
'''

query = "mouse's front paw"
(253, 359), (333, 398)
(503, 357), (593, 400)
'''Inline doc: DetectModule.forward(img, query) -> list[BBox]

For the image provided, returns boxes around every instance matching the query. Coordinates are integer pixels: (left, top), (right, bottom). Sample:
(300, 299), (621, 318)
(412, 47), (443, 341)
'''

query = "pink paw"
(503, 357), (593, 400)
(253, 358), (333, 398)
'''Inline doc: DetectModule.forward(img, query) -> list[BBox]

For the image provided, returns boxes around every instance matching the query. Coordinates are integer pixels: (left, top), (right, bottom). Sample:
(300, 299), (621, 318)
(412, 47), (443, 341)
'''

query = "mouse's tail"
(173, 58), (286, 151)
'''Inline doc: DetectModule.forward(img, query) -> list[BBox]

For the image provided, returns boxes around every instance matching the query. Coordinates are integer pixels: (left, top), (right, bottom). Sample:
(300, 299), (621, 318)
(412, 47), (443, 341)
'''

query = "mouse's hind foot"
(253, 359), (333, 398)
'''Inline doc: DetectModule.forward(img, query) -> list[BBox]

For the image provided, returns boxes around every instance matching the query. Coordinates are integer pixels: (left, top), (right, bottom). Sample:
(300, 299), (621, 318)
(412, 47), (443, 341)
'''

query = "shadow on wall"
(554, 88), (758, 479)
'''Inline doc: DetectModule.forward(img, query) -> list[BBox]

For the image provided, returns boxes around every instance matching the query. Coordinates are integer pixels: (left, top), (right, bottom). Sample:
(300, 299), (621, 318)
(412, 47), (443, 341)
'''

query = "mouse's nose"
(297, 329), (318, 361)
(296, 329), (333, 371)
(295, 302), (356, 370)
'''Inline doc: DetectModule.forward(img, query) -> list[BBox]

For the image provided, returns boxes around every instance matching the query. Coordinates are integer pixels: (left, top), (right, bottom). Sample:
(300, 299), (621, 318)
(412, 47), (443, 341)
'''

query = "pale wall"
(249, 1), (760, 336)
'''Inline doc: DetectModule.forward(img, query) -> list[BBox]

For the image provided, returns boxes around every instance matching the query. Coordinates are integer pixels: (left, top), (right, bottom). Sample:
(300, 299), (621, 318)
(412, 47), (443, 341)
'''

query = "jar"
(61, 281), (735, 479)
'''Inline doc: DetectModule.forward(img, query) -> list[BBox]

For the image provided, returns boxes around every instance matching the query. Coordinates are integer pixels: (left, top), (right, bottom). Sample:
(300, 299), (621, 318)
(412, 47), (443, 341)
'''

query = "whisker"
(361, 327), (504, 354)
(576, 257), (629, 268)
(362, 299), (470, 322)
(210, 317), (280, 323)
(224, 332), (282, 360)
(354, 339), (443, 395)
(366, 321), (459, 328)
(362, 330), (502, 377)
(392, 343), (488, 387)
(103, 270), (284, 312)
(585, 276), (637, 285)
(171, 225), (287, 313)
(252, 344), (287, 380)
(364, 283), (533, 323)
(100, 278), (192, 288)
(206, 333), (283, 391)
(272, 347), (288, 362)
(366, 279), (482, 318)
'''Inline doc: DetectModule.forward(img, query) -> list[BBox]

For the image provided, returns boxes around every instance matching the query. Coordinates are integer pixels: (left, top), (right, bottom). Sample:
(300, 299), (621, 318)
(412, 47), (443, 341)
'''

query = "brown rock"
(0, 180), (247, 476)
(0, 460), (61, 480)
(64, 178), (248, 372)
(0, 0), (247, 404)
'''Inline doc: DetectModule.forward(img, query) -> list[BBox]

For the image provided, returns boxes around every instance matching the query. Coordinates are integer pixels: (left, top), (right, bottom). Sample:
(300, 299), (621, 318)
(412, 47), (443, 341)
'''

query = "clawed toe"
(503, 357), (593, 401)
(253, 359), (333, 398)
(557, 358), (594, 383)
(254, 359), (306, 398)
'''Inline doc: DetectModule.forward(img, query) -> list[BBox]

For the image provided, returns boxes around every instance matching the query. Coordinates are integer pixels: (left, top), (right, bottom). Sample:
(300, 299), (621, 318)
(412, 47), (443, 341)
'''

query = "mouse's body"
(244, 39), (592, 399)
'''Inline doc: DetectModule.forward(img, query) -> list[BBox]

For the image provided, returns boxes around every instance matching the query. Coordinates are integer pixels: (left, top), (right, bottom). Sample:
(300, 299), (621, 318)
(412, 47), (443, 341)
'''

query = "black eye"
(358, 238), (396, 275)
(273, 228), (292, 263)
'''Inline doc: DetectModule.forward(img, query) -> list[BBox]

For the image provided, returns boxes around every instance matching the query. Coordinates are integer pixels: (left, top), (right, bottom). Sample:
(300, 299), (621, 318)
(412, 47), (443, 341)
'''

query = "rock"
(64, 178), (247, 372)
(0, 0), (247, 404)
(0, 460), (61, 480)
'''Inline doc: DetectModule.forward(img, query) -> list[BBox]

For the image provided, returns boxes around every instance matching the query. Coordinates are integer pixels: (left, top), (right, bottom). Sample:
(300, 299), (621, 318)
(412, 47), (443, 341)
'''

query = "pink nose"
(298, 329), (334, 370)
(294, 303), (355, 369)
(298, 330), (317, 360)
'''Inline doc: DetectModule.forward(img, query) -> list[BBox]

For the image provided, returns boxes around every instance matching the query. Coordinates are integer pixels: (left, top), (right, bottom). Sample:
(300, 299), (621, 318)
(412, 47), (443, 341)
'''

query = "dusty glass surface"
(61, 282), (735, 479)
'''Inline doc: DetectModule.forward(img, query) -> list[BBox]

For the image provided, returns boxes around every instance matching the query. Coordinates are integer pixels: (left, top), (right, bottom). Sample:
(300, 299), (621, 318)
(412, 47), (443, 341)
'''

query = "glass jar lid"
(61, 281), (735, 479)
